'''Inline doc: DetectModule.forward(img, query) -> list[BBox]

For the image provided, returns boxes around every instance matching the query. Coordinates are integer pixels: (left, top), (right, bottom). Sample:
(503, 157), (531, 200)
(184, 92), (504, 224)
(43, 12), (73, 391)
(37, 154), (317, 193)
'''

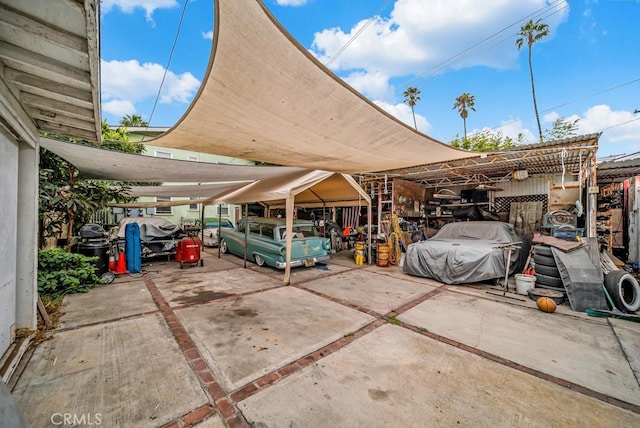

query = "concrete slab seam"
(227, 319), (386, 403)
(388, 285), (448, 316)
(292, 284), (383, 318)
(142, 274), (249, 427)
(400, 318), (640, 415)
(607, 318), (640, 389)
(53, 309), (160, 333)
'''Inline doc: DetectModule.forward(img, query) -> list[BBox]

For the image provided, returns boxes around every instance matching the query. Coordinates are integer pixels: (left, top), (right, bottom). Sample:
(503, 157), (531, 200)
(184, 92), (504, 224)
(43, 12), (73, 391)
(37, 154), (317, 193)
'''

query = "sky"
(99, 0), (640, 158)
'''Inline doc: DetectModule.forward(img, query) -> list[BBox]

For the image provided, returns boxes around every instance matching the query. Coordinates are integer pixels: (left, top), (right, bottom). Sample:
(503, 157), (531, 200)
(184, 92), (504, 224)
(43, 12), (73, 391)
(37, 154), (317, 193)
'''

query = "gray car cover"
(403, 221), (524, 284)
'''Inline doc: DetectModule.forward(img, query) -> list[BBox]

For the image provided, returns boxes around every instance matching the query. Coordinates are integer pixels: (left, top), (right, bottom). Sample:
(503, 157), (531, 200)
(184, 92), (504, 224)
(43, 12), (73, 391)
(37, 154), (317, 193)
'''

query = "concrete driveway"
(10, 249), (640, 427)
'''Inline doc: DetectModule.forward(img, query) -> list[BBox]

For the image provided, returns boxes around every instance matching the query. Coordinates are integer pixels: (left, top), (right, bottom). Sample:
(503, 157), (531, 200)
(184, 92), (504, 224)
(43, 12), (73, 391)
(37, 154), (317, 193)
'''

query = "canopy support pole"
(217, 204), (222, 259)
(367, 201), (372, 265)
(243, 203), (249, 268)
(284, 195), (294, 285)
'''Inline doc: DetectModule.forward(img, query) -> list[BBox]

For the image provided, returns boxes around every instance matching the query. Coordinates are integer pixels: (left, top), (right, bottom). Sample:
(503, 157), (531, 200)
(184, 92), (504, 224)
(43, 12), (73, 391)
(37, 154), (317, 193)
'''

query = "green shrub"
(38, 248), (103, 297)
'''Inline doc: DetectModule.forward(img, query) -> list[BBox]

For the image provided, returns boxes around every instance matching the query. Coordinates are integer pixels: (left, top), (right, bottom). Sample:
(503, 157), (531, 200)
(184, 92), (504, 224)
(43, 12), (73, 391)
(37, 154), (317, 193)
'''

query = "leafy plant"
(39, 120), (145, 248)
(450, 129), (523, 152)
(37, 248), (103, 297)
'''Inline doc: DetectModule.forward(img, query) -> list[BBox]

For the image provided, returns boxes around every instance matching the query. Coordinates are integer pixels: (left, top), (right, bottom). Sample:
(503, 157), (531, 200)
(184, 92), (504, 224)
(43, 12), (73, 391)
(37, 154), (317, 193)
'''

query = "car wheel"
(220, 239), (229, 254)
(533, 254), (556, 268)
(604, 270), (640, 313)
(535, 272), (564, 288)
(534, 263), (561, 278)
(254, 254), (265, 267)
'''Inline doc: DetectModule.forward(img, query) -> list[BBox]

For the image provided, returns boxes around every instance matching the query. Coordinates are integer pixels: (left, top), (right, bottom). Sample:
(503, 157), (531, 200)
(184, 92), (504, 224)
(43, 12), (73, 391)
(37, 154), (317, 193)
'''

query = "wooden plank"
(532, 234), (583, 252)
(36, 294), (52, 328)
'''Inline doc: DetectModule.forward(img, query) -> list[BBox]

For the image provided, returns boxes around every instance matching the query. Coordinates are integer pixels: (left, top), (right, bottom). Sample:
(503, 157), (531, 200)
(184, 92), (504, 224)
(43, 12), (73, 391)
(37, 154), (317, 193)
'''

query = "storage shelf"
(439, 202), (490, 207)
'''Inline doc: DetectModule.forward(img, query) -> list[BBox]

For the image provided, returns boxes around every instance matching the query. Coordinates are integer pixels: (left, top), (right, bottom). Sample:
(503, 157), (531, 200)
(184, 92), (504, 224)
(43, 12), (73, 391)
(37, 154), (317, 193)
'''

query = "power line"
(400, 0), (572, 88)
(541, 77), (640, 113)
(144, 0), (190, 136)
(325, 0), (395, 68)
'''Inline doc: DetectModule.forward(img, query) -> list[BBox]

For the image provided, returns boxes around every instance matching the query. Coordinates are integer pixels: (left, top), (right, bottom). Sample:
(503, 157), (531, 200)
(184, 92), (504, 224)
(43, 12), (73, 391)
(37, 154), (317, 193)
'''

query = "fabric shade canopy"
(148, 0), (475, 173)
(40, 137), (305, 182)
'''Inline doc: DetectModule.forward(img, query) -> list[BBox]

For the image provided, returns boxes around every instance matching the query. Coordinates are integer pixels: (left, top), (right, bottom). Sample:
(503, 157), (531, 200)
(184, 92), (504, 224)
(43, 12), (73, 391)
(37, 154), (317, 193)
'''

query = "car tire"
(220, 239), (229, 254)
(534, 263), (561, 278)
(533, 254), (556, 268)
(533, 245), (553, 257)
(254, 254), (265, 267)
(604, 270), (640, 313)
(535, 272), (564, 288)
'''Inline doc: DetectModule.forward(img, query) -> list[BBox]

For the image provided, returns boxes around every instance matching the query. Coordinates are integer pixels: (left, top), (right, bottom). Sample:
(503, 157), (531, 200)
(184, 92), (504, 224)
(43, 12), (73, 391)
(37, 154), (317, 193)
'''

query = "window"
(218, 204), (229, 216)
(188, 198), (199, 211)
(188, 155), (199, 162)
(155, 150), (172, 159)
(155, 197), (172, 214)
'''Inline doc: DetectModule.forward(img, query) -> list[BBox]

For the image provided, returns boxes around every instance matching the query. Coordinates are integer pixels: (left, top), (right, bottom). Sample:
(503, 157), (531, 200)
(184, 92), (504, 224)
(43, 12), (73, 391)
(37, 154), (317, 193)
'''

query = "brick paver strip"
(143, 275), (250, 427)
(146, 266), (640, 421)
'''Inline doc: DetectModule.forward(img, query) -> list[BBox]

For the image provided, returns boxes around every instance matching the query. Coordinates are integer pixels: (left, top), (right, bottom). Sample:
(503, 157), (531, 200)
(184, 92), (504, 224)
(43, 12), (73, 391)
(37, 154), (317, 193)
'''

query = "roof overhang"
(147, 0), (475, 173)
(0, 0), (101, 144)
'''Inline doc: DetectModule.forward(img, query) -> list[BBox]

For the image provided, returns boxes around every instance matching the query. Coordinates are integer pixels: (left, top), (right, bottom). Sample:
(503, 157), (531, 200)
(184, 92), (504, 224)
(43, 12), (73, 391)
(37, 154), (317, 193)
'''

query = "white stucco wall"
(0, 129), (19, 355)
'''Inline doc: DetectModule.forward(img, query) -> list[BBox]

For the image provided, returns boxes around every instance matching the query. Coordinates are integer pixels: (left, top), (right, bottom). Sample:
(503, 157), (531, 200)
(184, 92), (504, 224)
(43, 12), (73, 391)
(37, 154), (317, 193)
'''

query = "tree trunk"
(66, 212), (75, 252)
(463, 117), (467, 139)
(411, 106), (417, 130)
(528, 46), (543, 142)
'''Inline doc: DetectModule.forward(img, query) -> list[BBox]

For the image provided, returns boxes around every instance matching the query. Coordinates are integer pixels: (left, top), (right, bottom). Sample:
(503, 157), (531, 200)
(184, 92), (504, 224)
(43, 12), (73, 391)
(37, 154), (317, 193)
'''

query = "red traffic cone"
(108, 253), (116, 272)
(115, 251), (127, 273)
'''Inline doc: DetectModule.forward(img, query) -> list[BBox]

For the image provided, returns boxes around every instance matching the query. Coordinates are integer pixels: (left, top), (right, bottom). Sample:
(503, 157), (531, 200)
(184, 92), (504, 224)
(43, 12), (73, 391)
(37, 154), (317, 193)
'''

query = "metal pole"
(217, 204), (222, 259)
(243, 203), (248, 268)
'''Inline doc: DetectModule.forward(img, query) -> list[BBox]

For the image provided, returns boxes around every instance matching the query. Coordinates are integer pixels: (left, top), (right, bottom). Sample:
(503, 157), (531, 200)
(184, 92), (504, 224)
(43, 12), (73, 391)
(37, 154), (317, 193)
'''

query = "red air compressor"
(176, 235), (203, 269)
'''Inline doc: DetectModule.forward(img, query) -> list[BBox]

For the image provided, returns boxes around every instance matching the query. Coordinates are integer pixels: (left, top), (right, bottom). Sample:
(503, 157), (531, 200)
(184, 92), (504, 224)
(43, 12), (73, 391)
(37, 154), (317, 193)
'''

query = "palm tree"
(403, 86), (421, 130)
(452, 93), (476, 139)
(120, 114), (148, 127)
(516, 19), (549, 142)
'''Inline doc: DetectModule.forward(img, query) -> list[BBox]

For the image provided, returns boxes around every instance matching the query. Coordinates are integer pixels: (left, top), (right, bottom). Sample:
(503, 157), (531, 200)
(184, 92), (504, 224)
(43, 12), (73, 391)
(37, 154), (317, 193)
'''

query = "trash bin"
(78, 223), (110, 276)
(78, 240), (110, 276)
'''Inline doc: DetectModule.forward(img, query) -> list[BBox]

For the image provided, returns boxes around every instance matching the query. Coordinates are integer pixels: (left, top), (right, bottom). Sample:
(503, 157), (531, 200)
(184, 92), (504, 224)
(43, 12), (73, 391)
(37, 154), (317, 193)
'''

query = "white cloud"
(575, 105), (640, 143)
(101, 0), (178, 22)
(202, 30), (213, 40)
(275, 0), (309, 6)
(541, 105), (640, 155)
(101, 59), (201, 108)
(343, 70), (395, 101)
(102, 99), (136, 117)
(310, 0), (569, 103)
(374, 100), (431, 133)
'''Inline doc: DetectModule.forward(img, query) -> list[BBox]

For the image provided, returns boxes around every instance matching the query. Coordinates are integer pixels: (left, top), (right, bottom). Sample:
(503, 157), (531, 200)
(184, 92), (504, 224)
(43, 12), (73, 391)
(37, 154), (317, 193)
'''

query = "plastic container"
(515, 274), (536, 295)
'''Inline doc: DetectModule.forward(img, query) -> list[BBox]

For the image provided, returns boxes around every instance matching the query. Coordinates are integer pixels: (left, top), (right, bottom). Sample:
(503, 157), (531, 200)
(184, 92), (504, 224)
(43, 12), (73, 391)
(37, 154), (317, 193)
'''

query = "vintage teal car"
(219, 217), (331, 269)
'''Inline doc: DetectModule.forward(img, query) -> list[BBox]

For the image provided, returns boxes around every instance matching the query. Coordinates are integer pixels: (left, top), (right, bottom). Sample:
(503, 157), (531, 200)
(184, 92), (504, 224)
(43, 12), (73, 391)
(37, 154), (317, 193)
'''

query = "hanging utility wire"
(325, 0), (395, 68)
(399, 0), (572, 89)
(142, 0), (190, 139)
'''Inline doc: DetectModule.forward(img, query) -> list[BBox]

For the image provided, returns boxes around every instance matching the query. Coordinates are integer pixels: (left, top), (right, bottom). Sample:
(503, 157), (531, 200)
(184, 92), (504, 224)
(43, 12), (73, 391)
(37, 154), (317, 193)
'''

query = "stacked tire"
(604, 270), (640, 313)
(533, 245), (564, 291)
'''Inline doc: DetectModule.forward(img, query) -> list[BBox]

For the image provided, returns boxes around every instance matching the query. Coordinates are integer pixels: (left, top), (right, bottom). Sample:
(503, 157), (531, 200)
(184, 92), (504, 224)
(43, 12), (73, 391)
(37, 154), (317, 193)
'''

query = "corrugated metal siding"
(495, 175), (578, 197)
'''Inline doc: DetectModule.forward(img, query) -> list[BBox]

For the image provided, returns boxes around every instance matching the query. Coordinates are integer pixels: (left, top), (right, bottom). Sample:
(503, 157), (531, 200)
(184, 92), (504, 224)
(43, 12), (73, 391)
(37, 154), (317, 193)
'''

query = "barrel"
(78, 240), (110, 276)
(377, 243), (390, 267)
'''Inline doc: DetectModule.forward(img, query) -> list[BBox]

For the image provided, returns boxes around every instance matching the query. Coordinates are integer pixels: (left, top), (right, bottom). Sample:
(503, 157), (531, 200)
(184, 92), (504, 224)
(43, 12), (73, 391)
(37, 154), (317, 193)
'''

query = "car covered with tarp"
(403, 221), (529, 284)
